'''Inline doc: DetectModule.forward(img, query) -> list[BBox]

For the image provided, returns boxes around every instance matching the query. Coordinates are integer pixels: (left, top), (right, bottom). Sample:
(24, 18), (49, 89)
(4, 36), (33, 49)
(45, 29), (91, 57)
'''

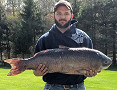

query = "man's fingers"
(85, 70), (98, 77)
(43, 69), (48, 75)
(42, 67), (48, 73)
(37, 64), (46, 71)
(40, 64), (46, 71)
(34, 64), (48, 76)
(38, 64), (48, 75)
(37, 64), (43, 70)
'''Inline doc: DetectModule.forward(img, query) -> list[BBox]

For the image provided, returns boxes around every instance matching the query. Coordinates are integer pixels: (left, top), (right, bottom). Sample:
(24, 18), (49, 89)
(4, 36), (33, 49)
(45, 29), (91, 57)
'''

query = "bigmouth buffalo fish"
(5, 48), (112, 76)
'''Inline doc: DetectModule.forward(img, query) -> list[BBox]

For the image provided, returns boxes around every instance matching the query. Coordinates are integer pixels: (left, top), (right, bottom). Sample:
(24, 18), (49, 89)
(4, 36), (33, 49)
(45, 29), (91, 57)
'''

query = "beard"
(55, 18), (71, 29)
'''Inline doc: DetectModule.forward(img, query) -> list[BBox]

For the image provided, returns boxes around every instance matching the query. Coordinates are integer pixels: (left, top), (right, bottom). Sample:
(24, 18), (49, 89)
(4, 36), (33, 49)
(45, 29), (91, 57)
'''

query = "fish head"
(95, 51), (112, 70)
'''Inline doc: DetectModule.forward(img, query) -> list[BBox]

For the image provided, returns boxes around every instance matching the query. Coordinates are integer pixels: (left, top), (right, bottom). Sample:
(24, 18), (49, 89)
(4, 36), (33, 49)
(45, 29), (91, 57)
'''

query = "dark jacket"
(34, 21), (93, 85)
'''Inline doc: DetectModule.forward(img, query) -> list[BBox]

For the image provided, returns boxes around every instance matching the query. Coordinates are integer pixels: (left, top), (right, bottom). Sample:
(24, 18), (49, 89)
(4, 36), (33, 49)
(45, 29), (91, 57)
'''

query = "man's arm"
(33, 37), (48, 76)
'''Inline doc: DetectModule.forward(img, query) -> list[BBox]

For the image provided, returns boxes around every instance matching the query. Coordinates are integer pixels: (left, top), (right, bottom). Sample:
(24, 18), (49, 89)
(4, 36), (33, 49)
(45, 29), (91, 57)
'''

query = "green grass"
(0, 66), (117, 90)
(0, 67), (45, 90)
(85, 70), (117, 90)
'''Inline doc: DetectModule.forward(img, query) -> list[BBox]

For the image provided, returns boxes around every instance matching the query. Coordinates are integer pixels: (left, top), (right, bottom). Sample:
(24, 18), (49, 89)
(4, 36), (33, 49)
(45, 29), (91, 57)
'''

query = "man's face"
(54, 5), (73, 29)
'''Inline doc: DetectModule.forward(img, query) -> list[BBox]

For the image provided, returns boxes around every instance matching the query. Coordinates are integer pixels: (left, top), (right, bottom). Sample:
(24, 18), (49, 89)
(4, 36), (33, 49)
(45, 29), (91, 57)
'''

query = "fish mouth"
(101, 58), (112, 70)
(100, 64), (112, 70)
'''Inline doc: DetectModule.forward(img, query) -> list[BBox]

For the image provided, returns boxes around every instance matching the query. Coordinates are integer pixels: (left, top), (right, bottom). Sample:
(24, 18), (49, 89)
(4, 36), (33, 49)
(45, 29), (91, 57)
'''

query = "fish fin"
(34, 52), (40, 57)
(59, 45), (87, 49)
(76, 69), (87, 75)
(34, 50), (49, 57)
(4, 59), (26, 76)
(59, 45), (69, 48)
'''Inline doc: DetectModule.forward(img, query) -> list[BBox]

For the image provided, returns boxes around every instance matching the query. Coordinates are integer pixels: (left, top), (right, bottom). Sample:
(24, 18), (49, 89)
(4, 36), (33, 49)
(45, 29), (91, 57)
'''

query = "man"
(34, 0), (99, 90)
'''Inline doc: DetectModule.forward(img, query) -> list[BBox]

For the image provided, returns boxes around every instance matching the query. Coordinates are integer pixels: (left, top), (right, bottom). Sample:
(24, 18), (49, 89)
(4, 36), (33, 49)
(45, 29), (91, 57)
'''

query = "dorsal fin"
(34, 50), (49, 57)
(34, 52), (40, 57)
(59, 45), (87, 49)
(59, 45), (69, 48)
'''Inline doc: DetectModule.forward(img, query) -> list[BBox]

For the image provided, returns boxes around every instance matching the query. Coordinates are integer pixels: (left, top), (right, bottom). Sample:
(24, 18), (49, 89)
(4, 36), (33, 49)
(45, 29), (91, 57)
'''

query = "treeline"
(0, 0), (116, 64)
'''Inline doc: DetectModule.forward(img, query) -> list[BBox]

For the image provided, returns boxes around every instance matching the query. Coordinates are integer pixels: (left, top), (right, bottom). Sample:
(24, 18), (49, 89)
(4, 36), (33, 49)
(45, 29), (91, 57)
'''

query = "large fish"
(5, 48), (112, 76)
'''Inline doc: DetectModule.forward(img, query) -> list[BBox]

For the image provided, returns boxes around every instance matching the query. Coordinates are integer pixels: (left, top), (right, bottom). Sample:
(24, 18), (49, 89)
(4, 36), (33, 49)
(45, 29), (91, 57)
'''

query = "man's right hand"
(33, 64), (48, 76)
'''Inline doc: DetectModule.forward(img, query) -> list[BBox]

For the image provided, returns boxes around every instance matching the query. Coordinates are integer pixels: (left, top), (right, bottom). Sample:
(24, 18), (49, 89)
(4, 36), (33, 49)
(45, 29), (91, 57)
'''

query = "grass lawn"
(85, 66), (117, 90)
(0, 66), (117, 90)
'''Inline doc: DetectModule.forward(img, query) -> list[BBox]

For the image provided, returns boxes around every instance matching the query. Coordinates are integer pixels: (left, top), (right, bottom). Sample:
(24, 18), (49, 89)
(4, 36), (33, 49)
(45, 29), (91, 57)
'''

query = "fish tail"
(4, 59), (26, 76)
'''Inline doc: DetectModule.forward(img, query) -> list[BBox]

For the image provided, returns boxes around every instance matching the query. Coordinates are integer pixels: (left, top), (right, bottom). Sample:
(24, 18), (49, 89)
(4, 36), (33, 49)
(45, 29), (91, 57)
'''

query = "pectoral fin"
(76, 69), (87, 75)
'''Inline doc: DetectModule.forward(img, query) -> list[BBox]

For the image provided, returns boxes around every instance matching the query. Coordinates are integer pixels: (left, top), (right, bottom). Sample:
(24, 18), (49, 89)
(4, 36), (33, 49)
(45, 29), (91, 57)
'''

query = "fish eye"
(104, 60), (109, 64)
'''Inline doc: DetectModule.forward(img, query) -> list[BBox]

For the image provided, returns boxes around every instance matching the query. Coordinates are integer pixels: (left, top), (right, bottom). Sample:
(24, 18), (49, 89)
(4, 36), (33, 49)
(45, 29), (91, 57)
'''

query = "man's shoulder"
(40, 32), (49, 39)
(40, 25), (55, 39)
(74, 28), (90, 38)
(75, 28), (85, 33)
(75, 28), (87, 35)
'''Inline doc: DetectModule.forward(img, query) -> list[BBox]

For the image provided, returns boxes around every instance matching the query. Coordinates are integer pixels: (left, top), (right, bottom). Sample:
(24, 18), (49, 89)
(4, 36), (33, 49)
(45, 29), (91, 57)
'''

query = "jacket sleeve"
(34, 36), (46, 54)
(83, 31), (93, 49)
(87, 37), (93, 49)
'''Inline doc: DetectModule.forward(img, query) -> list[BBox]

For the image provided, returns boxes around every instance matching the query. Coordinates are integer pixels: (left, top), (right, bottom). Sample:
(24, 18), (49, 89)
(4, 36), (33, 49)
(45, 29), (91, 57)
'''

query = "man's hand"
(33, 64), (48, 76)
(85, 70), (101, 77)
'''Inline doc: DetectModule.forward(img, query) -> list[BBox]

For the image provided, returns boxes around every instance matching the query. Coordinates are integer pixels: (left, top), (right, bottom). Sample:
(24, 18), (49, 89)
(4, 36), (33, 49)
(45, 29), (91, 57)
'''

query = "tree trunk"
(0, 42), (2, 60)
(112, 40), (116, 65)
(112, 23), (116, 65)
(22, 53), (25, 59)
(12, 1), (15, 16)
(104, 23), (108, 55)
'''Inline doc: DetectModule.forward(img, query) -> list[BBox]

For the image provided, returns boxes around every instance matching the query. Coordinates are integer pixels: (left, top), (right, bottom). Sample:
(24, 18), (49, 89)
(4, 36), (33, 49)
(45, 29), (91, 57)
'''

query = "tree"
(6, 0), (23, 16)
(12, 0), (44, 58)
(0, 3), (9, 60)
(36, 0), (55, 16)
(72, 0), (80, 20)
(104, 0), (117, 65)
